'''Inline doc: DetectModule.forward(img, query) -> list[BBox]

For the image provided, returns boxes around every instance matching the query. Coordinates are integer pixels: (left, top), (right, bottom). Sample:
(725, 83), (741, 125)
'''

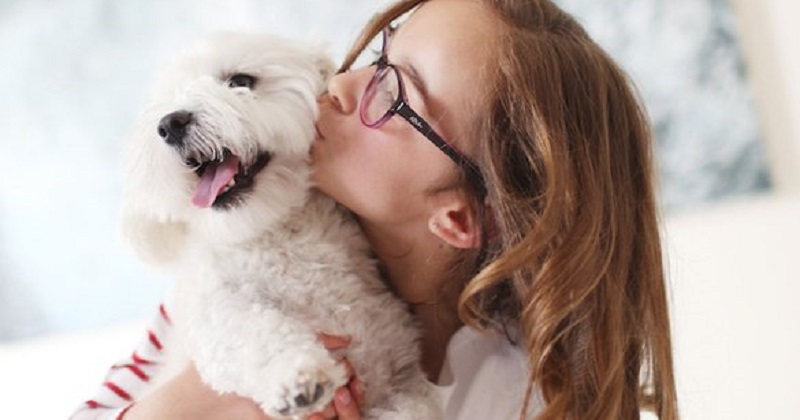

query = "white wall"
(667, 5), (800, 418)
(731, 0), (800, 192)
(0, 0), (774, 341)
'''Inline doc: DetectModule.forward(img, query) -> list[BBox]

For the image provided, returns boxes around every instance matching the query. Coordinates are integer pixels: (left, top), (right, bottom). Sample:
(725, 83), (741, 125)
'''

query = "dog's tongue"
(192, 154), (240, 208)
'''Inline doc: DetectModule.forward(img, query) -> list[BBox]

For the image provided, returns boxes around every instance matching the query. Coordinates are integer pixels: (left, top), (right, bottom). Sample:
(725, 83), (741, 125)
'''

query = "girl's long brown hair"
(341, 1), (678, 419)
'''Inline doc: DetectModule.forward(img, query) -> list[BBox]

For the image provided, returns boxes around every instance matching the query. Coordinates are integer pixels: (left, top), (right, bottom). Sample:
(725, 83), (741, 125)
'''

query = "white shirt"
(436, 326), (539, 419)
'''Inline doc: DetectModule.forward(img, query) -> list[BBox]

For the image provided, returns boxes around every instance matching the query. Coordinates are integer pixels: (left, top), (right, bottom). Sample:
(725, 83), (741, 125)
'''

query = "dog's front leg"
(185, 291), (348, 419)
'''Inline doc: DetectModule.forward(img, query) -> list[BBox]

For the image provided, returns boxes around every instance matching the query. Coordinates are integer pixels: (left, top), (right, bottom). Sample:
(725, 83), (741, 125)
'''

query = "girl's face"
(311, 0), (496, 226)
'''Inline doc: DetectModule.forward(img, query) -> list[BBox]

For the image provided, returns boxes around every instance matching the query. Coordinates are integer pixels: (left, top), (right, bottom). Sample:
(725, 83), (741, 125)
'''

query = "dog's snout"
(157, 111), (193, 146)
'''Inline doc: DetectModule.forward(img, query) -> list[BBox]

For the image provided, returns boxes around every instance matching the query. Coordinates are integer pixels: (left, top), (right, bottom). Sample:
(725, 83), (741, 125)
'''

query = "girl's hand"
(308, 333), (367, 420)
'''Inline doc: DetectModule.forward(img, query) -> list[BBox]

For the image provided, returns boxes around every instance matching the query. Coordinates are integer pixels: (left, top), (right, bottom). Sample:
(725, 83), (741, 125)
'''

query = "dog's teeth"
(220, 179), (236, 195)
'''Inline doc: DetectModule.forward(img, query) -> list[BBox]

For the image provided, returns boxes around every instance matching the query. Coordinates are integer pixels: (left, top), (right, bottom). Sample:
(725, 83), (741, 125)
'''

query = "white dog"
(120, 32), (441, 419)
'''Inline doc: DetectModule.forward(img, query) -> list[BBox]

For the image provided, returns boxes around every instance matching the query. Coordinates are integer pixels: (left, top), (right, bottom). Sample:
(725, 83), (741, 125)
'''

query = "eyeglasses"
(359, 29), (485, 195)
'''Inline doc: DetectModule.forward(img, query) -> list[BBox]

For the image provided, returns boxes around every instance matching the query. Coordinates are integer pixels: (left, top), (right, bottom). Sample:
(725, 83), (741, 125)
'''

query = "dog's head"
(121, 32), (333, 266)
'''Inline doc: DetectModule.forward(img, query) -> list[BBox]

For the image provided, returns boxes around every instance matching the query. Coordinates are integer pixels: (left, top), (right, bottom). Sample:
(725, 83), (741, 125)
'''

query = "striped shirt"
(68, 304), (172, 420)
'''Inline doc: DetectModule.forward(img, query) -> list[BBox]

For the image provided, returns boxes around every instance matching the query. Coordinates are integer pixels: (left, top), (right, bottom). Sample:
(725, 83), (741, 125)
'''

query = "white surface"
(2, 193), (799, 419)
(665, 193), (800, 419)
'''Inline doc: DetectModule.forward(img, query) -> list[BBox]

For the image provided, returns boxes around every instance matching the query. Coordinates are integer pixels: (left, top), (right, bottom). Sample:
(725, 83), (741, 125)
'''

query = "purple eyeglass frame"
(359, 29), (486, 195)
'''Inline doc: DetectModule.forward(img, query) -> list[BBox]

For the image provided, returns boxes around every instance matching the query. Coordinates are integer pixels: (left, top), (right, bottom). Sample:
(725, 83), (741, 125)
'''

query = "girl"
(72, 0), (678, 418)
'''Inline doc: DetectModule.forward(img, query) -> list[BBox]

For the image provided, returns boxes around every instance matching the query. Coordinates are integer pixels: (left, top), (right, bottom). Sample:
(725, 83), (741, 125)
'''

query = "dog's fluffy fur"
(121, 32), (441, 419)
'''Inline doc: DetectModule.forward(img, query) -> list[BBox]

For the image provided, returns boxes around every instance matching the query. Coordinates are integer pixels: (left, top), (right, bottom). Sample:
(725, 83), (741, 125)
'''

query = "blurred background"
(1, 0), (798, 418)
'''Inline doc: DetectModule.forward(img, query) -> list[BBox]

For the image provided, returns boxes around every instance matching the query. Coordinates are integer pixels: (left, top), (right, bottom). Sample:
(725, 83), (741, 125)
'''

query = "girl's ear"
(427, 200), (482, 249)
(121, 210), (188, 268)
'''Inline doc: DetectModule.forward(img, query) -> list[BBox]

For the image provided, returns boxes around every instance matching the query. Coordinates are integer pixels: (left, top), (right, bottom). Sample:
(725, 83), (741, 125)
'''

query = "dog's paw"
(273, 368), (342, 417)
(261, 352), (348, 418)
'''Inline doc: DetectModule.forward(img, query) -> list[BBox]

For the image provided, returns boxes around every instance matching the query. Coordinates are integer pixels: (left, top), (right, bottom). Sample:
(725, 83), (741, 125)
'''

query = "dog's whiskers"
(192, 129), (226, 163)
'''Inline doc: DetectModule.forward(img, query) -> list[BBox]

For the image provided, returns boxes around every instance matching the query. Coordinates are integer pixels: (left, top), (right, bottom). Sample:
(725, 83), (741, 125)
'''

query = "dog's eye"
(228, 73), (257, 89)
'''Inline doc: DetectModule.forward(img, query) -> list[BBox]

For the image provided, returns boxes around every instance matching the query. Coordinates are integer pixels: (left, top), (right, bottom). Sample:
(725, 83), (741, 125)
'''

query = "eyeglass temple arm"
(395, 102), (484, 181)
(395, 103), (465, 165)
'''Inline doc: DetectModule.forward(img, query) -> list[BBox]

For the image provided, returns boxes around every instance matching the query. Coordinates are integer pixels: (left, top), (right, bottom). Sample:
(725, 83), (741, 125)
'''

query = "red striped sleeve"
(116, 404), (134, 420)
(159, 303), (172, 324)
(85, 400), (103, 409)
(69, 302), (172, 420)
(103, 381), (132, 401)
(131, 351), (153, 365)
(147, 330), (163, 350)
(111, 364), (150, 381)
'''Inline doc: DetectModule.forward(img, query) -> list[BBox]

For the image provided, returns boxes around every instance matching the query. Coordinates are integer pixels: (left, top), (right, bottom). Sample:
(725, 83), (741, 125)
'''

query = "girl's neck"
(359, 219), (464, 381)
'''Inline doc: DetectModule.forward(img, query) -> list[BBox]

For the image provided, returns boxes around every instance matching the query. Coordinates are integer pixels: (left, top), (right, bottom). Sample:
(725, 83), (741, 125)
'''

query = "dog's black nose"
(157, 111), (193, 146)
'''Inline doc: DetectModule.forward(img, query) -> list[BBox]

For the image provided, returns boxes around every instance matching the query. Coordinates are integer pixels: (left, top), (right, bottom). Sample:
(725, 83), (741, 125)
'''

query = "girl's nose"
(324, 68), (368, 115)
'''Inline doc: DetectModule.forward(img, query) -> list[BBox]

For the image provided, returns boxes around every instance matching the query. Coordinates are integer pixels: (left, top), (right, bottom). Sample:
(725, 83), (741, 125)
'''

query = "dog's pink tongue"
(192, 154), (240, 208)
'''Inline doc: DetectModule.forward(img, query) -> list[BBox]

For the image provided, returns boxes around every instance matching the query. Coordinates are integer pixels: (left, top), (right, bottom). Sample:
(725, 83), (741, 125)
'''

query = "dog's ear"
(121, 210), (188, 268)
